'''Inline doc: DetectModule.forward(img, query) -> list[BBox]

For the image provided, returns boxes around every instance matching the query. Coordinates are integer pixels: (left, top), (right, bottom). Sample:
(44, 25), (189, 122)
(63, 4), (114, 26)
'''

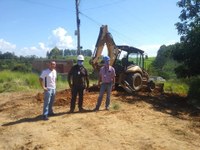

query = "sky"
(0, 0), (182, 57)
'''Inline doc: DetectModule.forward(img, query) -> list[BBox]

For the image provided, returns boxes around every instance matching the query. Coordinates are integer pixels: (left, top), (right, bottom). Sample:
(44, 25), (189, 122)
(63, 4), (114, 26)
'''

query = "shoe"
(68, 110), (74, 113)
(48, 112), (55, 116)
(93, 108), (99, 111)
(105, 107), (109, 111)
(42, 115), (49, 121)
(79, 108), (86, 112)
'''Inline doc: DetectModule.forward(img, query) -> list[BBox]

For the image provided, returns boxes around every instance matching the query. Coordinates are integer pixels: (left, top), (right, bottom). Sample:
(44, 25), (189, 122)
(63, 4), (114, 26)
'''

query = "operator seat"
(121, 58), (128, 67)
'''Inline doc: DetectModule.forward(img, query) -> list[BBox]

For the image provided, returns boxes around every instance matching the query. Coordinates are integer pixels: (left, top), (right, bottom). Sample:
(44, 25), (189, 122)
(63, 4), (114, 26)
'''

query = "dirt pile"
(34, 86), (160, 108)
(35, 89), (102, 108)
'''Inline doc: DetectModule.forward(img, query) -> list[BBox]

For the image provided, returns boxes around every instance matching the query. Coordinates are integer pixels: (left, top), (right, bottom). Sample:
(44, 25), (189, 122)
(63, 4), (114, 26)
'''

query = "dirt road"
(0, 90), (200, 150)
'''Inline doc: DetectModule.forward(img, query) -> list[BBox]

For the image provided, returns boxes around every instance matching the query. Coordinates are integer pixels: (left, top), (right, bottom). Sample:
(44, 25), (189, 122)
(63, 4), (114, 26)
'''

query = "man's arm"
(98, 74), (102, 87)
(84, 68), (89, 89)
(67, 69), (72, 89)
(85, 75), (89, 89)
(39, 78), (47, 91)
(112, 76), (115, 85)
(112, 68), (116, 88)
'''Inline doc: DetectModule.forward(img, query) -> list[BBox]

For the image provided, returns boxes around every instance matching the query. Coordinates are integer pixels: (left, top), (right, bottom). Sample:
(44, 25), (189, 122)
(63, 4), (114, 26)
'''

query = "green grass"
(82, 56), (94, 75)
(112, 102), (121, 110)
(163, 79), (189, 95)
(56, 74), (68, 90)
(0, 70), (40, 93)
(144, 57), (155, 69)
(0, 70), (70, 92)
(0, 70), (98, 93)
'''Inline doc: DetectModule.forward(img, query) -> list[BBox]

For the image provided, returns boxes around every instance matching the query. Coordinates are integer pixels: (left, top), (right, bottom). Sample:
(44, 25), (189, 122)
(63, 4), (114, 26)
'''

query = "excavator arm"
(91, 25), (120, 70)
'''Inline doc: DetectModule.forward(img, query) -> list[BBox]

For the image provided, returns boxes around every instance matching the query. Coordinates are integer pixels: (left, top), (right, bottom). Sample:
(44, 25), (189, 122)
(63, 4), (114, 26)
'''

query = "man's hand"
(112, 85), (115, 90)
(112, 83), (115, 90)
(69, 83), (72, 89)
(98, 82), (101, 88)
(85, 86), (89, 92)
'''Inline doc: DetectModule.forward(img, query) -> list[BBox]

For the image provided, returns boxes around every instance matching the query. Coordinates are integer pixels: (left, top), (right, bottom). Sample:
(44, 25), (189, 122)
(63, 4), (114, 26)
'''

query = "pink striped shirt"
(99, 66), (116, 83)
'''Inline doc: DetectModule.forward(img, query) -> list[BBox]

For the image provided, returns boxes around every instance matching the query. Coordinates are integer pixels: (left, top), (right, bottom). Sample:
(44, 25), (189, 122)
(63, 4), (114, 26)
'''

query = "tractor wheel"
(127, 73), (143, 91)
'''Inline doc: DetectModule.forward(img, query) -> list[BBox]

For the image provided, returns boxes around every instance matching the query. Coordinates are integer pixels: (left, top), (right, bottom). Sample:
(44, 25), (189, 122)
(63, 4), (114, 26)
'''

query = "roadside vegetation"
(0, 55), (189, 95)
(0, 70), (40, 93)
(0, 70), (68, 92)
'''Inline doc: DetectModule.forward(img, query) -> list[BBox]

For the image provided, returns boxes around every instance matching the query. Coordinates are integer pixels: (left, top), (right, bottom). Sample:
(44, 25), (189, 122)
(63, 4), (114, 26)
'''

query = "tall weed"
(164, 79), (189, 95)
(0, 71), (40, 93)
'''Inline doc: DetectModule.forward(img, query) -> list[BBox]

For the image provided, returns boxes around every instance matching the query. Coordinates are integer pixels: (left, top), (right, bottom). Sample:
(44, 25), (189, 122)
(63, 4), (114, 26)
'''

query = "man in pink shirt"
(94, 56), (116, 111)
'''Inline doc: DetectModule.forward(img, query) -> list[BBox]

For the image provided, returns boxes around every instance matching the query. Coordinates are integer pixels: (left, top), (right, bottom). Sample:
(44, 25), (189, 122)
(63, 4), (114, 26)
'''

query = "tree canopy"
(47, 47), (92, 59)
(173, 0), (200, 77)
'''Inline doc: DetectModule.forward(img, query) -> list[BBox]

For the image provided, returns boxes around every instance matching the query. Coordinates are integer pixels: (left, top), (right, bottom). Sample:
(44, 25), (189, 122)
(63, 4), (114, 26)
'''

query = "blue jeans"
(43, 89), (56, 116)
(95, 82), (112, 110)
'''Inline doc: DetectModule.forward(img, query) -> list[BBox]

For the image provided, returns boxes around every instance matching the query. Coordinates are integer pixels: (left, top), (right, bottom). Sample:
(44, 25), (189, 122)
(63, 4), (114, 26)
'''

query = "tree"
(173, 0), (200, 77)
(153, 44), (179, 79)
(153, 45), (168, 69)
(0, 52), (16, 59)
(46, 51), (50, 58)
(81, 49), (92, 56)
(49, 47), (61, 59)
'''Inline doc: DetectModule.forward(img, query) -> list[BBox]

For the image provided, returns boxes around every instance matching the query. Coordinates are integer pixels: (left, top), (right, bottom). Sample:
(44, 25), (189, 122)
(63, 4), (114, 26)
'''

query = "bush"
(187, 76), (200, 107)
(12, 63), (32, 73)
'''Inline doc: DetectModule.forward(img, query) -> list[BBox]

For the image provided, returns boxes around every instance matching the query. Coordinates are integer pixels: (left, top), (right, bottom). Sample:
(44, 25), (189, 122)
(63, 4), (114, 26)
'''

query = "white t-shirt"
(40, 69), (57, 89)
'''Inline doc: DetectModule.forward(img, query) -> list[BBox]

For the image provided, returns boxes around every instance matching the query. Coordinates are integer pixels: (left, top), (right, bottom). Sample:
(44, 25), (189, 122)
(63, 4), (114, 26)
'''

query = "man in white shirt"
(39, 61), (57, 120)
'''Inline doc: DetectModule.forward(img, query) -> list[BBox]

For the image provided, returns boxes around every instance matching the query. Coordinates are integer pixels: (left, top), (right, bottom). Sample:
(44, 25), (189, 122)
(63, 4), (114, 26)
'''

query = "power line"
(81, 0), (128, 11)
(80, 11), (133, 44)
(19, 0), (68, 11)
(79, 12), (102, 27)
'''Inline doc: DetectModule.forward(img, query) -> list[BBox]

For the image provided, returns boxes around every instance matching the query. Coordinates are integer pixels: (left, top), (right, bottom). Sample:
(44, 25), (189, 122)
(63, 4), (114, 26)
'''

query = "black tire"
(147, 80), (155, 92)
(126, 73), (143, 91)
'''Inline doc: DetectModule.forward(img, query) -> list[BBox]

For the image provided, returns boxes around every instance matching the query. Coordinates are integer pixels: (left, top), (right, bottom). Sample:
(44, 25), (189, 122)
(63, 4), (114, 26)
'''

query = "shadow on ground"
(1, 109), (96, 127)
(1, 112), (67, 126)
(114, 90), (200, 120)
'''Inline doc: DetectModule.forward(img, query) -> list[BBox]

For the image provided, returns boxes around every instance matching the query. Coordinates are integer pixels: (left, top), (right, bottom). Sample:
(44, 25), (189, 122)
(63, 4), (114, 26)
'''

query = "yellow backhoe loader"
(90, 25), (155, 93)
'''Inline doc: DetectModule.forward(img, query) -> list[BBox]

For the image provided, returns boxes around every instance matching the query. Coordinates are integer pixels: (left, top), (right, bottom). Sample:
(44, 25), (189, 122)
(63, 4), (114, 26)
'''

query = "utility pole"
(75, 0), (81, 55)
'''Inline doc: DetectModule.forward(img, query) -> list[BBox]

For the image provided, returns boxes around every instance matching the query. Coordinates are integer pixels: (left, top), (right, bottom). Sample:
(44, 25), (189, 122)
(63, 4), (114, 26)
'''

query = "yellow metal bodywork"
(91, 25), (120, 70)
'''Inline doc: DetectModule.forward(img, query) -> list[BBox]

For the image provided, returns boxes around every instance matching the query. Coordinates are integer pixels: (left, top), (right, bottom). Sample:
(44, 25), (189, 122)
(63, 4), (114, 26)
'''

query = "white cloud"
(0, 39), (50, 57)
(0, 27), (75, 57)
(48, 27), (74, 49)
(39, 42), (46, 50)
(20, 43), (49, 57)
(138, 40), (179, 57)
(0, 39), (16, 53)
(138, 44), (161, 57)
(38, 42), (50, 56)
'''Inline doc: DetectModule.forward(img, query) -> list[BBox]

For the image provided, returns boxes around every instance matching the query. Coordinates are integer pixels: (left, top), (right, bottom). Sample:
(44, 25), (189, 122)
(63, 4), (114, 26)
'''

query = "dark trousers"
(70, 86), (84, 111)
